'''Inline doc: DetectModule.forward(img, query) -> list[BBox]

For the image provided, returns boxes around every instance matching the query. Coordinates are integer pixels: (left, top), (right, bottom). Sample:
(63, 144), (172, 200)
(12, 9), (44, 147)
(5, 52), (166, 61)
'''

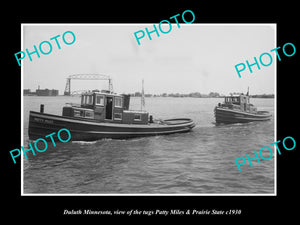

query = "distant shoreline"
(128, 93), (275, 98)
(24, 94), (275, 98)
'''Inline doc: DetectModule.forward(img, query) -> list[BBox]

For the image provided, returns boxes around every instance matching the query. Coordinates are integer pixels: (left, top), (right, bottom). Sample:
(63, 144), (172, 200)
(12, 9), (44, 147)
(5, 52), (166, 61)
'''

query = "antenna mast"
(141, 79), (145, 111)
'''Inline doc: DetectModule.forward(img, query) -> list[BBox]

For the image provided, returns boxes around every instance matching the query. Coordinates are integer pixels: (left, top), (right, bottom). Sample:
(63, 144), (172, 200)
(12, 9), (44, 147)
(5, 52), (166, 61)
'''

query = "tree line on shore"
(129, 92), (274, 98)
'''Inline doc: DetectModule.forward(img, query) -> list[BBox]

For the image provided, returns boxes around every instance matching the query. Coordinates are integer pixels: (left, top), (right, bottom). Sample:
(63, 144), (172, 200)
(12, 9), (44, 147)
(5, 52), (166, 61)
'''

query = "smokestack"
(40, 104), (44, 113)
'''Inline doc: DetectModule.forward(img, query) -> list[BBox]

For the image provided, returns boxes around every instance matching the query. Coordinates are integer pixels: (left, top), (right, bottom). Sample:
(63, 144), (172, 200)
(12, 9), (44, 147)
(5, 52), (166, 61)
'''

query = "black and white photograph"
(21, 24), (275, 195)
(4, 5), (299, 221)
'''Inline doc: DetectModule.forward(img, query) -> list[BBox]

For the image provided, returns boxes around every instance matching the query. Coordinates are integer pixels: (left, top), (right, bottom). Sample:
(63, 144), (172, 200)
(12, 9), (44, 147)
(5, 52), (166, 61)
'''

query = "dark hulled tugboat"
(214, 91), (271, 124)
(28, 90), (195, 141)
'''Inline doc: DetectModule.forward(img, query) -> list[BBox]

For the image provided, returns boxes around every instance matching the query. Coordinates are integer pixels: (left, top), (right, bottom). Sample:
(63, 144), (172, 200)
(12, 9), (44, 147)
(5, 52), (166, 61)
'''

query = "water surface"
(23, 96), (275, 194)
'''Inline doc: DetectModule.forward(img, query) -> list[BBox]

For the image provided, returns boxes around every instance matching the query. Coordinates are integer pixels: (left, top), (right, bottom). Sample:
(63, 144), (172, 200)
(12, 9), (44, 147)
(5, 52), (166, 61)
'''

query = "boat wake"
(72, 140), (99, 145)
(72, 136), (151, 145)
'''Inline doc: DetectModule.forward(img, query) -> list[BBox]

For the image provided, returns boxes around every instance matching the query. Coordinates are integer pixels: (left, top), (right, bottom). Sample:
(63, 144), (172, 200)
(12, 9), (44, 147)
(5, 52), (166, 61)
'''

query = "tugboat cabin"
(222, 94), (257, 113)
(62, 91), (149, 124)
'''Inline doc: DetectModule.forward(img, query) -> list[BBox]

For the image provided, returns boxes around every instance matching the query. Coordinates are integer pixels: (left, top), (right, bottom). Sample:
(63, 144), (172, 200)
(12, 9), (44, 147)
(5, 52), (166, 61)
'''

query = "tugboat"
(28, 90), (195, 141)
(214, 91), (271, 124)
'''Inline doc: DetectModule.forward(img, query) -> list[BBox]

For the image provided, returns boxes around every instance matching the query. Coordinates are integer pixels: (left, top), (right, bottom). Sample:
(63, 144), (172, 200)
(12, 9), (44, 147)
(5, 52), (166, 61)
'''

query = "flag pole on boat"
(141, 79), (145, 111)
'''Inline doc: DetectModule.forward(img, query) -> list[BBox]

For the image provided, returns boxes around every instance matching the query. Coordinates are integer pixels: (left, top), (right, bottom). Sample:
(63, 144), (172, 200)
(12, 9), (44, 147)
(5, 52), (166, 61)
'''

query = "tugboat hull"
(214, 107), (271, 124)
(28, 111), (195, 141)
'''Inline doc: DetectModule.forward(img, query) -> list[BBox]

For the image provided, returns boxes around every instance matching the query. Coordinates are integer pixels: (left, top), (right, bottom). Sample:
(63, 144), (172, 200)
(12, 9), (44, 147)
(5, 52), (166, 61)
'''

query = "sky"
(23, 24), (276, 95)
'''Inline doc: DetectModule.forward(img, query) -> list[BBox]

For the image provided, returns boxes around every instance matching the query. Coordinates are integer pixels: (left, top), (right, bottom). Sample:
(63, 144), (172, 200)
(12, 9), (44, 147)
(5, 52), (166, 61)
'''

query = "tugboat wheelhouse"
(62, 91), (149, 124)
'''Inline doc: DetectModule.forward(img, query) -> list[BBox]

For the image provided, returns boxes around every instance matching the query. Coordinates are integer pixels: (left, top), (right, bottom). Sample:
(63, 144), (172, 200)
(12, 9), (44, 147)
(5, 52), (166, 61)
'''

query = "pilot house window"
(114, 97), (122, 108)
(87, 95), (93, 104)
(96, 95), (104, 106)
(82, 95), (93, 105)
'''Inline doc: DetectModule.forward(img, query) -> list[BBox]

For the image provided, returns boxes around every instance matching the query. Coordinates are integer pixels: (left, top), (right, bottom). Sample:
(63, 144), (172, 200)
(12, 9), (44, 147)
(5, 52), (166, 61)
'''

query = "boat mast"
(108, 77), (113, 93)
(141, 79), (145, 111)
